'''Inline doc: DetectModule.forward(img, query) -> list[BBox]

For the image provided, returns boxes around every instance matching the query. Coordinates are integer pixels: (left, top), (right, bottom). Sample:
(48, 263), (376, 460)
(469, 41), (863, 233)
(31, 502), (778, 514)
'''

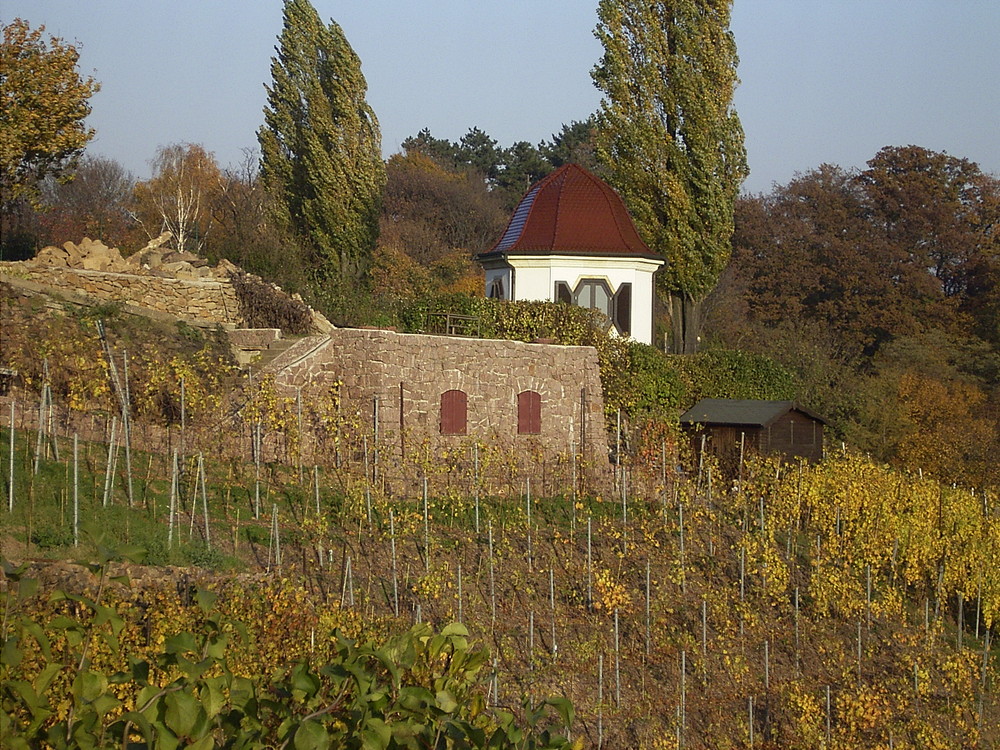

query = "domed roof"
(479, 163), (661, 261)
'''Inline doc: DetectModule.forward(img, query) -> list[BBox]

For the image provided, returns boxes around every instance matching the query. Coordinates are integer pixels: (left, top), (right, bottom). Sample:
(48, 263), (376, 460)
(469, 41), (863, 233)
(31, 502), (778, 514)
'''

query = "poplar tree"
(592, 0), (747, 353)
(258, 0), (385, 292)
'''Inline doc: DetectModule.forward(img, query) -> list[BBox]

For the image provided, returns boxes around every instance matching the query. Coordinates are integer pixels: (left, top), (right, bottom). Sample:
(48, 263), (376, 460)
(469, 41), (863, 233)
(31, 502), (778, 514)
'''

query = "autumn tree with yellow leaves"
(131, 143), (222, 255)
(0, 18), (99, 213)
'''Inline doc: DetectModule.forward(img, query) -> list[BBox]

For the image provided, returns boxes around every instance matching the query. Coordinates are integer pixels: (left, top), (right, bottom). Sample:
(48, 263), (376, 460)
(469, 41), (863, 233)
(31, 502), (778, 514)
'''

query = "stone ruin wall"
(265, 328), (613, 493)
(0, 236), (331, 333)
(0, 263), (242, 327)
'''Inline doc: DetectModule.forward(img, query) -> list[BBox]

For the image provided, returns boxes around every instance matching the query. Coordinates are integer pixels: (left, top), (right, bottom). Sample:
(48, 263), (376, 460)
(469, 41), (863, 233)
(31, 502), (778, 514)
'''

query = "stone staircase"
(227, 328), (296, 370)
(252, 336), (298, 371)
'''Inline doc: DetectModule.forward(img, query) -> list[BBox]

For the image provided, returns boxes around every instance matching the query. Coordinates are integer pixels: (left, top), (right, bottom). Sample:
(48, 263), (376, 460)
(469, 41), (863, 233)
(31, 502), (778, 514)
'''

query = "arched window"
(440, 390), (467, 435)
(517, 390), (541, 434)
(573, 278), (613, 318)
(560, 278), (632, 336)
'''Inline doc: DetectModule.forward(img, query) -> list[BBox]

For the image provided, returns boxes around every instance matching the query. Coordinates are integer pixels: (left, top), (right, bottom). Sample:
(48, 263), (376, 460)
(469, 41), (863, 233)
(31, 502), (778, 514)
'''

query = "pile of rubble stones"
(32, 232), (239, 280)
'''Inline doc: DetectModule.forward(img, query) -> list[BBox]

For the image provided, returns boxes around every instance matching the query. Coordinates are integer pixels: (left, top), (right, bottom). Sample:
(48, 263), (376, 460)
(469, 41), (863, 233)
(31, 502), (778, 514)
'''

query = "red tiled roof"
(478, 163), (662, 261)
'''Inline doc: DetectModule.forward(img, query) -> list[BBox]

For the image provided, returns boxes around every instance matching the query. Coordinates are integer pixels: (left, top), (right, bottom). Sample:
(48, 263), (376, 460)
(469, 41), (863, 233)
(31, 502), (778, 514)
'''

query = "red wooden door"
(517, 390), (541, 434)
(440, 390), (467, 435)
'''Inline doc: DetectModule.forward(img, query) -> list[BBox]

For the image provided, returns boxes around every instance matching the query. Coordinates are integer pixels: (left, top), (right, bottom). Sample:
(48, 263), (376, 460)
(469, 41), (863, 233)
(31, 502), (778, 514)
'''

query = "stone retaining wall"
(0, 260), (614, 493)
(265, 328), (612, 491)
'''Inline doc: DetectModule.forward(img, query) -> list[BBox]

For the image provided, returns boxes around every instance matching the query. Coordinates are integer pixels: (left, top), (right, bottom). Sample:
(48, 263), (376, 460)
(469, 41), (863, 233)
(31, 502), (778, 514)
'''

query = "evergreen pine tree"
(258, 0), (385, 293)
(592, 0), (747, 353)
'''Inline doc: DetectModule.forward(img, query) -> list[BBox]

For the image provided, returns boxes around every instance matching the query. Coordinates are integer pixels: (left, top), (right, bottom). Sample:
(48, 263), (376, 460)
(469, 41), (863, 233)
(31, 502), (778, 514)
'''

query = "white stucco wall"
(504, 255), (662, 345)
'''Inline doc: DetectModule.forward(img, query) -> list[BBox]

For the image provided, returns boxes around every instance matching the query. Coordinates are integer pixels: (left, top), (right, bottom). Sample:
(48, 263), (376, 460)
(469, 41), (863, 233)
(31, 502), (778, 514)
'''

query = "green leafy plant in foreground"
(0, 555), (576, 749)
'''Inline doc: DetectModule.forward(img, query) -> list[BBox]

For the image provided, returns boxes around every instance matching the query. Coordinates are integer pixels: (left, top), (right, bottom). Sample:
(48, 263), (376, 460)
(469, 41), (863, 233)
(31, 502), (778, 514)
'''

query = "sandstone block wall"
(265, 328), (612, 489)
(0, 263), (240, 326)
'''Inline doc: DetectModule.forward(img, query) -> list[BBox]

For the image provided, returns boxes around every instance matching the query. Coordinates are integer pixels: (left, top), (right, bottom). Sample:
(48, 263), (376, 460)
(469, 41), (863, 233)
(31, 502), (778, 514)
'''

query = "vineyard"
(1, 298), (999, 748)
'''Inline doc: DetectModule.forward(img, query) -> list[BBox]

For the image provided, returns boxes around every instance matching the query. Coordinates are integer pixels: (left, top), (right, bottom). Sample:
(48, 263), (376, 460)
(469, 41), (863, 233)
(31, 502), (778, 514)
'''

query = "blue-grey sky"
(3, 1), (998, 194)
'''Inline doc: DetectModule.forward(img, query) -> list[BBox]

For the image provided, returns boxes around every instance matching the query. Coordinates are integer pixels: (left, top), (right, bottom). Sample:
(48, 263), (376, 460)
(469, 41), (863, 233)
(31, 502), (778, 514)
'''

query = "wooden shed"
(679, 399), (827, 470)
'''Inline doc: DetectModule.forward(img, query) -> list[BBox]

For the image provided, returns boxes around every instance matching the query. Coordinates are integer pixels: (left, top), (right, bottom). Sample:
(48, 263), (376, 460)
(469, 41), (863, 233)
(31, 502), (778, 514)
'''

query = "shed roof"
(679, 399), (828, 428)
(477, 163), (663, 262)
